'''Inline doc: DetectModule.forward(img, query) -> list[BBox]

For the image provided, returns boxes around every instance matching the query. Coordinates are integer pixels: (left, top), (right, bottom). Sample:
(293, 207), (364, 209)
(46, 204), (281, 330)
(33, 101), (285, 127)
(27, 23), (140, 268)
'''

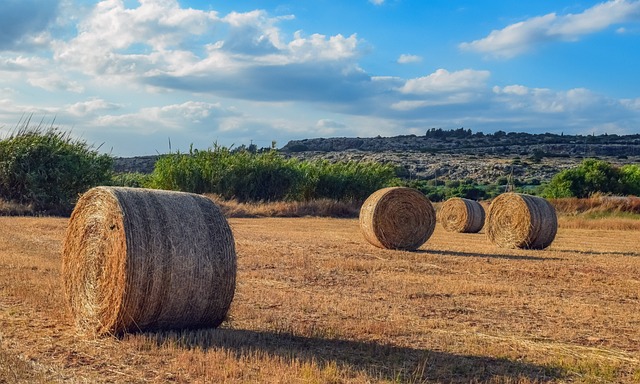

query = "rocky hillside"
(279, 131), (640, 184)
(115, 131), (640, 185)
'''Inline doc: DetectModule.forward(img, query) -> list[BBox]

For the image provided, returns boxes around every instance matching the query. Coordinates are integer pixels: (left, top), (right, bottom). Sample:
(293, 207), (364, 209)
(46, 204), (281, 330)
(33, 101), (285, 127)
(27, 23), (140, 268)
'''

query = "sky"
(1, 0), (639, 156)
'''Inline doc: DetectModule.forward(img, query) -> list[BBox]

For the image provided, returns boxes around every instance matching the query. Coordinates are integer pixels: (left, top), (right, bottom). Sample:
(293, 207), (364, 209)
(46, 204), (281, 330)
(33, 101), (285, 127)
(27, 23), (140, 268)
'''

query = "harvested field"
(1, 216), (639, 383)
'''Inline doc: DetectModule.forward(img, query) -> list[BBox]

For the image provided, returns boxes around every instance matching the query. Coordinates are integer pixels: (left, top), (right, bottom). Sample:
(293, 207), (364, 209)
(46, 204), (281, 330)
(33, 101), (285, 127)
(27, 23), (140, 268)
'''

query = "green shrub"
(309, 160), (397, 201)
(542, 159), (638, 198)
(110, 172), (152, 188)
(0, 125), (112, 215)
(620, 164), (640, 196)
(148, 145), (398, 202)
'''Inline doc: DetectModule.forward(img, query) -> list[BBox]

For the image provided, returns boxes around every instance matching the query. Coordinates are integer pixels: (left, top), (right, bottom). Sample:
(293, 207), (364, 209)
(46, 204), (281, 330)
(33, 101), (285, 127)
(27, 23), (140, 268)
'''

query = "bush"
(110, 172), (152, 188)
(148, 145), (398, 202)
(0, 125), (112, 215)
(542, 159), (638, 198)
(620, 164), (640, 196)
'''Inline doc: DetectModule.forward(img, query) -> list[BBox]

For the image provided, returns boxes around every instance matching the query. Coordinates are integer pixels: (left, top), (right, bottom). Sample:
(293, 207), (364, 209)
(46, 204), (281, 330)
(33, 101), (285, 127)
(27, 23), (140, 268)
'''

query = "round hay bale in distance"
(359, 187), (436, 250)
(486, 192), (557, 249)
(438, 197), (485, 233)
(62, 186), (236, 335)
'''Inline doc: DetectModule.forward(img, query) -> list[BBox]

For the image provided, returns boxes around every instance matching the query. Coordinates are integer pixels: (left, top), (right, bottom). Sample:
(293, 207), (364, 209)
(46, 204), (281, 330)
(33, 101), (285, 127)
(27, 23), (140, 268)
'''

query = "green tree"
(542, 159), (624, 198)
(620, 164), (640, 196)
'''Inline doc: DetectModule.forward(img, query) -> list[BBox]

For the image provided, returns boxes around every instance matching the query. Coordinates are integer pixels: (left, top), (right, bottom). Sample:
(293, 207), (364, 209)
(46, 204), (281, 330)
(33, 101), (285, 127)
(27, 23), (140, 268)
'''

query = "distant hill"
(281, 129), (640, 157)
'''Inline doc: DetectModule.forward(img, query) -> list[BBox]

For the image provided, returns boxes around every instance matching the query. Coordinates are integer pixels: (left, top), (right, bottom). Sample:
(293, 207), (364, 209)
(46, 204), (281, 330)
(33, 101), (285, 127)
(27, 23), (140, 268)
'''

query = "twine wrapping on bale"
(359, 187), (436, 250)
(438, 197), (485, 233)
(486, 192), (557, 249)
(62, 186), (236, 335)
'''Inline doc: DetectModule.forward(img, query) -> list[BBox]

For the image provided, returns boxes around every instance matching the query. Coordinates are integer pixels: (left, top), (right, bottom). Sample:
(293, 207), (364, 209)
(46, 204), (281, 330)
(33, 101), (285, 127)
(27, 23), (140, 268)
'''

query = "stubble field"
(0, 216), (639, 383)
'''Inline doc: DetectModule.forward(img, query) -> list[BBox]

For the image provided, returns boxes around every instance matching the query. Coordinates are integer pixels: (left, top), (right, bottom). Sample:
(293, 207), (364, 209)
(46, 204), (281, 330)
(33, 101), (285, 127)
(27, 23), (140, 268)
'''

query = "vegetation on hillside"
(0, 123), (112, 215)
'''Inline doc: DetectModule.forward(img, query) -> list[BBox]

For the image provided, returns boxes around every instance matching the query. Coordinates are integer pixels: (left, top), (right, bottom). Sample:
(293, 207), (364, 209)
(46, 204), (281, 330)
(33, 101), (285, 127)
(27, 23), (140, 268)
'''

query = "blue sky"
(1, 0), (639, 156)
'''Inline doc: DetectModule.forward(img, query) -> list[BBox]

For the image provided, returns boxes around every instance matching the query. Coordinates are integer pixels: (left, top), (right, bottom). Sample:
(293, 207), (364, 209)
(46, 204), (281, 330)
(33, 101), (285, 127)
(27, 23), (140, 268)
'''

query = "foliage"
(620, 164), (640, 196)
(0, 123), (112, 215)
(542, 159), (639, 198)
(110, 172), (152, 188)
(148, 145), (398, 202)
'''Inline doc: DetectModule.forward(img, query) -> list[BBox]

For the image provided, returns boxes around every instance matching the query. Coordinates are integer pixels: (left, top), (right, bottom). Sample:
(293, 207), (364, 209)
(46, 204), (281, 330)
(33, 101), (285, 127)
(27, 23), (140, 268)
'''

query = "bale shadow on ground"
(143, 327), (565, 383)
(552, 249), (640, 257)
(417, 249), (564, 261)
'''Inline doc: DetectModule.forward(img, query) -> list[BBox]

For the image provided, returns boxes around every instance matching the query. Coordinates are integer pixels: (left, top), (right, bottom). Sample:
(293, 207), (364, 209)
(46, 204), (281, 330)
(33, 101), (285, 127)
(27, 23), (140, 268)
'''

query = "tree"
(542, 159), (626, 198)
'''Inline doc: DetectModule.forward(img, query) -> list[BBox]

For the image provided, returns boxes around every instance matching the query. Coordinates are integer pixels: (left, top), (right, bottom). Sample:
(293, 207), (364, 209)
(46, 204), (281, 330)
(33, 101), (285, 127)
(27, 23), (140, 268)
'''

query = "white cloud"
(53, 0), (220, 76)
(369, 0), (385, 5)
(621, 97), (640, 109)
(66, 98), (121, 116)
(391, 93), (480, 111)
(28, 74), (85, 93)
(285, 32), (360, 63)
(461, 0), (640, 58)
(0, 56), (50, 72)
(399, 69), (490, 94)
(93, 101), (240, 131)
(51, 0), (365, 103)
(397, 54), (422, 64)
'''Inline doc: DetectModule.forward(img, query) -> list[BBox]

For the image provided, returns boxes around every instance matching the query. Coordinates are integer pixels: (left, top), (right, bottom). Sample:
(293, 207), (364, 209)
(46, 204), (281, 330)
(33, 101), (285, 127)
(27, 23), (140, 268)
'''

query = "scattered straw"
(359, 187), (436, 251)
(438, 197), (485, 233)
(62, 186), (236, 335)
(486, 192), (557, 249)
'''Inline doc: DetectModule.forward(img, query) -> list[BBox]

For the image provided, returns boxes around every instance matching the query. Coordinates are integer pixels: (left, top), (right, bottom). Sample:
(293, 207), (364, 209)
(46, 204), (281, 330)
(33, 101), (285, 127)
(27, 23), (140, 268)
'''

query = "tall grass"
(550, 194), (640, 216)
(148, 145), (398, 202)
(0, 119), (112, 215)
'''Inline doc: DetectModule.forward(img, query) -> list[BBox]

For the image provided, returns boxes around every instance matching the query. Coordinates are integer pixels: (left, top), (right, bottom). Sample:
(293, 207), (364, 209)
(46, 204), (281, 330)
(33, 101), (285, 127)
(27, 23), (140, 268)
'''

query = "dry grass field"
(1, 215), (639, 383)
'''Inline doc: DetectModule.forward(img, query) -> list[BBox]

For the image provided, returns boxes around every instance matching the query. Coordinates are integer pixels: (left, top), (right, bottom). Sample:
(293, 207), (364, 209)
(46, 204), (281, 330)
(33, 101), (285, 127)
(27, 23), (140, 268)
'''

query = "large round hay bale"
(62, 186), (236, 335)
(486, 192), (557, 249)
(359, 187), (436, 250)
(438, 197), (485, 233)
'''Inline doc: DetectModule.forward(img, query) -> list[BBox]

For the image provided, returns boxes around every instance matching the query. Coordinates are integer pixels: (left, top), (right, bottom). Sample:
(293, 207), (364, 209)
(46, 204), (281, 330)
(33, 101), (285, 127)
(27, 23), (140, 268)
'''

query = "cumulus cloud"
(66, 98), (121, 116)
(0, 0), (59, 51)
(27, 73), (84, 93)
(492, 84), (622, 116)
(93, 101), (240, 131)
(0, 56), (49, 72)
(51, 0), (367, 103)
(399, 69), (490, 94)
(460, 0), (640, 58)
(397, 54), (422, 64)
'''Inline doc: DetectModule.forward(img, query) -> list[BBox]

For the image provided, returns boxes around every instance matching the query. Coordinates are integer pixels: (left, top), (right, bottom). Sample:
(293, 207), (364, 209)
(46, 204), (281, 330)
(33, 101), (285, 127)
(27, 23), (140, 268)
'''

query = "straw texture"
(486, 192), (557, 249)
(438, 197), (485, 233)
(62, 186), (236, 335)
(359, 187), (436, 250)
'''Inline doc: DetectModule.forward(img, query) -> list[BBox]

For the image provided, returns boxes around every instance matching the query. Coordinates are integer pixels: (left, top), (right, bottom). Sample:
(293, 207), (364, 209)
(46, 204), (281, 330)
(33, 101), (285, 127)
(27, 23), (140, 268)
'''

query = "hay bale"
(486, 192), (557, 249)
(359, 187), (436, 250)
(438, 197), (485, 233)
(62, 186), (236, 335)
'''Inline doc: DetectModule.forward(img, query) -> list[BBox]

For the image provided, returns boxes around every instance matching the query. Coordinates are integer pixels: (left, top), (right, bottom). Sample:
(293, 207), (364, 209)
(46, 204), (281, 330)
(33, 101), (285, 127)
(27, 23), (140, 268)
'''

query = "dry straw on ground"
(486, 192), (557, 249)
(438, 197), (485, 233)
(62, 186), (236, 335)
(359, 187), (436, 250)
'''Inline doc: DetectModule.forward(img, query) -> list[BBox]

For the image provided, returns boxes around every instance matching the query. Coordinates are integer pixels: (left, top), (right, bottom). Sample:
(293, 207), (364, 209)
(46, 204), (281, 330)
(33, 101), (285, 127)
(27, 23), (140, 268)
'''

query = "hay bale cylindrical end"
(438, 197), (485, 233)
(486, 192), (557, 249)
(359, 187), (436, 251)
(62, 186), (236, 335)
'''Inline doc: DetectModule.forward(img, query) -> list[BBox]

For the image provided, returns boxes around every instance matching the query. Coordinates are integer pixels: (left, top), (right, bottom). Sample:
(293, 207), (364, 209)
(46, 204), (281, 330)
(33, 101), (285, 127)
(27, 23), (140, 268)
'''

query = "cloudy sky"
(1, 0), (639, 156)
